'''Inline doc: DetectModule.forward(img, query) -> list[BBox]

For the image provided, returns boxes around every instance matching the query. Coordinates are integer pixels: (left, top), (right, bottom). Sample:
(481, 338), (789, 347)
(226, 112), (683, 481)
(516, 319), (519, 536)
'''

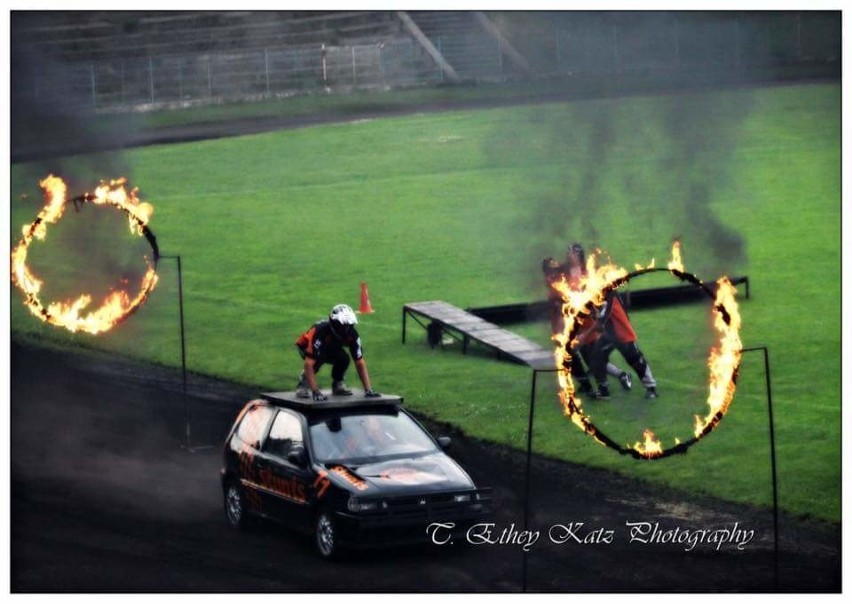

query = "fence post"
(555, 29), (561, 72)
(120, 60), (126, 104)
(378, 43), (385, 86)
(264, 49), (270, 95)
(207, 55), (213, 98)
(673, 16), (681, 69)
(795, 12), (802, 61)
(322, 44), (328, 86)
(612, 23), (619, 73)
(177, 59), (183, 100)
(765, 19), (772, 63)
(732, 18), (740, 70)
(90, 64), (97, 107)
(497, 38), (503, 77)
(351, 46), (357, 85)
(148, 56), (155, 103)
(437, 36), (444, 82)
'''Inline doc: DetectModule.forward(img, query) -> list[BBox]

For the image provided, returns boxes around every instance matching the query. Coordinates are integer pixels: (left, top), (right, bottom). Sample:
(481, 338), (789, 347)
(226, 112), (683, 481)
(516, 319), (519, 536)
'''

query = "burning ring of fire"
(10, 175), (160, 335)
(553, 243), (742, 460)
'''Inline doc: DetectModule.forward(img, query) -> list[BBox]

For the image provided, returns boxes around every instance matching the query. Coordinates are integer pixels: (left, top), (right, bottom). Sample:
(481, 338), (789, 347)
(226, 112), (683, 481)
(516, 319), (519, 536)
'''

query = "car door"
(257, 409), (312, 529)
(231, 403), (276, 517)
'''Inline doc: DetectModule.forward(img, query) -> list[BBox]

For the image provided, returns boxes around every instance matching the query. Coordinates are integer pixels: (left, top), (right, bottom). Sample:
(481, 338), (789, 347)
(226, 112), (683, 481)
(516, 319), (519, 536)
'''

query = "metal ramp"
(402, 300), (555, 370)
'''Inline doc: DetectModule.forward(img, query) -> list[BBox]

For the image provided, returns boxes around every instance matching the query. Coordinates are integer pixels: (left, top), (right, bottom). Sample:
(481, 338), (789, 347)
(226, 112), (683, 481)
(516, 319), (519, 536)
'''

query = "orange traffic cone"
(358, 282), (374, 314)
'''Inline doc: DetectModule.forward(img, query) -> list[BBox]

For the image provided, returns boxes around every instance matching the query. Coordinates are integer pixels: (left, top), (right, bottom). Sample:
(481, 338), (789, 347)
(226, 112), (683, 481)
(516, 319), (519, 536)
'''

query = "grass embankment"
(11, 82), (840, 522)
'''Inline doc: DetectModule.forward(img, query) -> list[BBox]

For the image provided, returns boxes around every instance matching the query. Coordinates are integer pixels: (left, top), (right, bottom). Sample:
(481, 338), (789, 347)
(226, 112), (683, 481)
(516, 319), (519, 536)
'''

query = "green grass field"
(10, 82), (841, 522)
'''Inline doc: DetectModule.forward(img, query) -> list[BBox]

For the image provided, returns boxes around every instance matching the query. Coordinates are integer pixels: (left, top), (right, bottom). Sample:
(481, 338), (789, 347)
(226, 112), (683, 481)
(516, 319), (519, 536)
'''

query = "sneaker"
(332, 380), (353, 396)
(296, 374), (310, 399)
(577, 380), (595, 395)
(592, 384), (611, 400)
(645, 387), (658, 399)
(619, 372), (633, 391)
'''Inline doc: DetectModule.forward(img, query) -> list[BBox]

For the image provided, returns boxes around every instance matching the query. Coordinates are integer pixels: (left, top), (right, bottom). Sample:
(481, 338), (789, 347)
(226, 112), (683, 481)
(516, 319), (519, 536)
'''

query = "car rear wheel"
(315, 510), (340, 560)
(224, 482), (248, 530)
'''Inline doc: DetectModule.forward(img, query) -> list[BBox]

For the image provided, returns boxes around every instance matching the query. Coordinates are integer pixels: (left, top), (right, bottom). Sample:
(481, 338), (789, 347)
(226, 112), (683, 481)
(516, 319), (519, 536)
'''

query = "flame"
(89, 177), (154, 235)
(632, 429), (664, 459)
(693, 277), (742, 437)
(551, 249), (629, 441)
(667, 240), (684, 272)
(550, 251), (628, 352)
(547, 242), (742, 460)
(22, 175), (68, 240)
(10, 175), (159, 335)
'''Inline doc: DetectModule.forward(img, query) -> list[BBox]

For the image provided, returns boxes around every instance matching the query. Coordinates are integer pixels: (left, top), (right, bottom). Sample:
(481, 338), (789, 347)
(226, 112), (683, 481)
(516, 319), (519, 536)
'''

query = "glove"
(312, 390), (328, 402)
(364, 389), (381, 398)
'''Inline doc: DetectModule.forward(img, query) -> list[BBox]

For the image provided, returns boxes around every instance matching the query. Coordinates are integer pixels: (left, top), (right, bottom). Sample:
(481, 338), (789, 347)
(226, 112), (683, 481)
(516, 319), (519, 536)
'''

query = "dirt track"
(9, 339), (840, 592)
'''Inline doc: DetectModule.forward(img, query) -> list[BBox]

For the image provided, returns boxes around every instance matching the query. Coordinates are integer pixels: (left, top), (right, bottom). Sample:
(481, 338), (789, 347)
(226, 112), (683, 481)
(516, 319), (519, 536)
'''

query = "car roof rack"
(260, 390), (403, 411)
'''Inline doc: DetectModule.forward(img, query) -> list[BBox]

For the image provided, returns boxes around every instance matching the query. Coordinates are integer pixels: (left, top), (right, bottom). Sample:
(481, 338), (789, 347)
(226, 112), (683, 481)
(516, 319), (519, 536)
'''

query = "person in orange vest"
(589, 287), (659, 399)
(294, 304), (380, 401)
(542, 249), (631, 398)
(563, 243), (658, 400)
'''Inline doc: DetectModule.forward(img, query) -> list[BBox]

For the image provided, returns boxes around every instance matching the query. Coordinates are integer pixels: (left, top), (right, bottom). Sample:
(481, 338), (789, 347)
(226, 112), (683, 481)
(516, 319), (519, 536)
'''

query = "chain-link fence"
(12, 12), (840, 113)
(18, 38), (440, 111)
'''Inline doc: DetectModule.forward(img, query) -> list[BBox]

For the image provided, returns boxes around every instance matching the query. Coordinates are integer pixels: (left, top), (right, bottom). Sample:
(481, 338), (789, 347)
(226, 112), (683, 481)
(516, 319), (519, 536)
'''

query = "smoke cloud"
(10, 46), (140, 173)
(484, 22), (756, 284)
(11, 33), (155, 307)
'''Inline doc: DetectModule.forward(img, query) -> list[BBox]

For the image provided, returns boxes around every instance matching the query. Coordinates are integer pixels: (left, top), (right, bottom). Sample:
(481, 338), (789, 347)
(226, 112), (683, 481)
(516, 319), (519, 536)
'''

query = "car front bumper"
(334, 488), (493, 549)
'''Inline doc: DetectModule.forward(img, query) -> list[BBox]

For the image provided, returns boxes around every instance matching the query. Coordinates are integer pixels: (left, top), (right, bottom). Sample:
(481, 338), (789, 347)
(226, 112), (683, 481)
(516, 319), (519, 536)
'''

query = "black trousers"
(588, 338), (653, 388)
(298, 346), (351, 382)
(562, 345), (594, 389)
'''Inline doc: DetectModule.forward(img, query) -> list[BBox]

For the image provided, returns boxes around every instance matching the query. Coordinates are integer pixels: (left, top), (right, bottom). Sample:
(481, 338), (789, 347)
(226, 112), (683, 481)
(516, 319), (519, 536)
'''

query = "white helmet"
(329, 304), (358, 326)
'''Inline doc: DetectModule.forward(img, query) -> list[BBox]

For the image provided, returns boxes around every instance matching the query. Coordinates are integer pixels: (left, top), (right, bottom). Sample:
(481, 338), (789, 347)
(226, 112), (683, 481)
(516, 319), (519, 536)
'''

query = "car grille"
(363, 489), (492, 523)
(338, 489), (493, 547)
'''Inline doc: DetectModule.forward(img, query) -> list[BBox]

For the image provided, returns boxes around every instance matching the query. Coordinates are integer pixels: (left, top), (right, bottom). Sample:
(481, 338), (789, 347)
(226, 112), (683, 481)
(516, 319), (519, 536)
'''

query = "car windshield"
(309, 411), (438, 463)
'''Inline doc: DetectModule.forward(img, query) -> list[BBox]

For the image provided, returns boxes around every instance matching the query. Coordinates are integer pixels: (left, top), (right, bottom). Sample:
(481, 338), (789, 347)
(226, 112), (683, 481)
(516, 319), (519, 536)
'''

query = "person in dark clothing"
(542, 250), (631, 398)
(295, 304), (379, 401)
(585, 288), (658, 399)
(561, 243), (658, 400)
(542, 256), (596, 395)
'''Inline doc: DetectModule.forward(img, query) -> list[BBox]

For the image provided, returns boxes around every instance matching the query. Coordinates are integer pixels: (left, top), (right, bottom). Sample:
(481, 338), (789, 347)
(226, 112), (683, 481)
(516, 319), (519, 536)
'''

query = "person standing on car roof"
(295, 303), (380, 402)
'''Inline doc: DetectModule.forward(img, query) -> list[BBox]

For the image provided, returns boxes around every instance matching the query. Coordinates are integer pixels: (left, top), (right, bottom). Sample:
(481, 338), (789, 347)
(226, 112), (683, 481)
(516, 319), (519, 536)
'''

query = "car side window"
(264, 411), (304, 461)
(235, 405), (275, 450)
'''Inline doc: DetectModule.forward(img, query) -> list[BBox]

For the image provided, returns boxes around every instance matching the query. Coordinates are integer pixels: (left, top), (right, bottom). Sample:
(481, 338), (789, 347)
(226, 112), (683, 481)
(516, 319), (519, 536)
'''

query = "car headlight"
(453, 494), (471, 503)
(347, 496), (379, 513)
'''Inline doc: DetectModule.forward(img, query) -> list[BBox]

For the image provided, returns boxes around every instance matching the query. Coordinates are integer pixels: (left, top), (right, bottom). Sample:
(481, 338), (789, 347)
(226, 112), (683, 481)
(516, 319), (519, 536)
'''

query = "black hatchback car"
(221, 390), (491, 559)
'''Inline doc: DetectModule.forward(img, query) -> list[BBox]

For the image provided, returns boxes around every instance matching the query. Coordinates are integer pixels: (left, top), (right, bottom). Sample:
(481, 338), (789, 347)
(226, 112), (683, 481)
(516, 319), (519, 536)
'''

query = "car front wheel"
(224, 482), (248, 530)
(315, 510), (340, 560)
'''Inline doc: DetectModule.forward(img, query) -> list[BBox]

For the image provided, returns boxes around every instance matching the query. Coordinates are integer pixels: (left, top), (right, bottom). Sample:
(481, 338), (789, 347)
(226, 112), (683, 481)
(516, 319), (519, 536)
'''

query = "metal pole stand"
(522, 348), (779, 592)
(742, 346), (779, 591)
(160, 254), (213, 453)
(522, 367), (557, 593)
